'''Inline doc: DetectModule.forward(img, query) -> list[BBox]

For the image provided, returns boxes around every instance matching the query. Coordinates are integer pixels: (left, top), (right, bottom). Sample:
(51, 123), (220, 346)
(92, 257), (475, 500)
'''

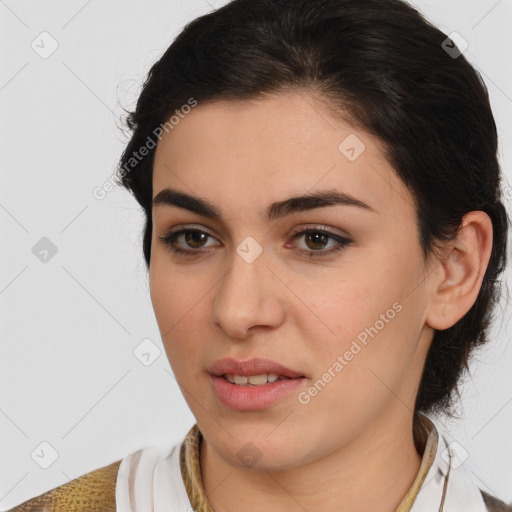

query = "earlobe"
(425, 211), (493, 331)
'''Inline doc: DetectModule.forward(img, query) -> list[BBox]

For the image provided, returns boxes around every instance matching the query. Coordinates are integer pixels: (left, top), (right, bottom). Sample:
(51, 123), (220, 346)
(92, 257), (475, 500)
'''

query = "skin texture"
(149, 89), (493, 512)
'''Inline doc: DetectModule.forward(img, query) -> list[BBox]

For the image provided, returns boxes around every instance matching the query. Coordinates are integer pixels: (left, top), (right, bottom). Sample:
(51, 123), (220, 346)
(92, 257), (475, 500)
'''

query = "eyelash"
(157, 225), (353, 259)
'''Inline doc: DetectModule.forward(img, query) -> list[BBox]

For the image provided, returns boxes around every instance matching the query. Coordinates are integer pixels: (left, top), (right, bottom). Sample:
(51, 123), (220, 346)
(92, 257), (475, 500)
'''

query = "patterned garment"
(4, 414), (512, 511)
(4, 459), (121, 511)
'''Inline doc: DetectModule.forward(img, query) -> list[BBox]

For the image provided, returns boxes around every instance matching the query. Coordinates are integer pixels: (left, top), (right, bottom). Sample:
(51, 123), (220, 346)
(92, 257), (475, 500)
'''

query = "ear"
(425, 211), (493, 331)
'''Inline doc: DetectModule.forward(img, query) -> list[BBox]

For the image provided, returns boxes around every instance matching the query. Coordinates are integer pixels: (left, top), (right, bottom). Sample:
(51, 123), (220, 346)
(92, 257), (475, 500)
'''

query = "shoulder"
(481, 489), (512, 512)
(4, 459), (122, 512)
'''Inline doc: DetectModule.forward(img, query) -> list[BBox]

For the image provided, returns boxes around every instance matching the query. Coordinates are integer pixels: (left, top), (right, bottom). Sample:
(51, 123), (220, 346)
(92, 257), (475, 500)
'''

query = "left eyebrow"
(266, 189), (378, 220)
(152, 187), (378, 221)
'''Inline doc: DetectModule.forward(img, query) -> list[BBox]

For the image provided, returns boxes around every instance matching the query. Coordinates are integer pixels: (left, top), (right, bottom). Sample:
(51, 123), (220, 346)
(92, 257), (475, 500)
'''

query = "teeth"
(248, 374), (270, 385)
(233, 375), (248, 385)
(224, 373), (281, 385)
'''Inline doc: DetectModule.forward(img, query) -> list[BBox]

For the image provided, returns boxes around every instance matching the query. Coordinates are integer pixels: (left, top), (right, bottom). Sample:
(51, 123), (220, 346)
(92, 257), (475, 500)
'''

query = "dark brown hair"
(114, 0), (509, 417)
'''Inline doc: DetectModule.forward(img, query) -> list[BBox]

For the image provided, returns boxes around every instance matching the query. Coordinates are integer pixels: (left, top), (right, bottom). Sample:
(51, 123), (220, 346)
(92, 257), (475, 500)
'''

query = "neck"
(200, 408), (423, 512)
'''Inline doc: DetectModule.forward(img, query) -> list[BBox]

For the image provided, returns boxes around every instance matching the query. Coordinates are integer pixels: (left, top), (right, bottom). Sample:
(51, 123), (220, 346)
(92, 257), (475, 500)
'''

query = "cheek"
(149, 259), (207, 364)
(149, 269), (181, 336)
(292, 265), (394, 343)
(149, 248), (210, 328)
(297, 284), (417, 426)
(295, 246), (420, 373)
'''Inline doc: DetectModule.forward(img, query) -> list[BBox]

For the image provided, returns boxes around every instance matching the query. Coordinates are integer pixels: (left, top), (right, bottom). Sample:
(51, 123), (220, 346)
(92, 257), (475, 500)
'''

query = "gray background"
(1, 0), (511, 508)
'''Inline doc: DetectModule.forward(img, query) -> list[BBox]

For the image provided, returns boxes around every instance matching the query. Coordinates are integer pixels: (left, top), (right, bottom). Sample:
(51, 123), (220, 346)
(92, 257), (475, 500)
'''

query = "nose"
(211, 248), (286, 339)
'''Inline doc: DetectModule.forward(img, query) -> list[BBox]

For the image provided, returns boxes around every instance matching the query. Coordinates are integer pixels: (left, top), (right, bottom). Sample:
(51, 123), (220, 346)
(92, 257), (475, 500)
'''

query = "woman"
(7, 0), (511, 510)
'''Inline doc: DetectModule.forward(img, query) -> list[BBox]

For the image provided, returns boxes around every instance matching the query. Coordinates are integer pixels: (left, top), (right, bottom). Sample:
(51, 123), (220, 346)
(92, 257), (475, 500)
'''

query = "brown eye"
(158, 228), (219, 255)
(304, 232), (329, 250)
(158, 225), (352, 259)
(289, 227), (353, 258)
(183, 231), (209, 249)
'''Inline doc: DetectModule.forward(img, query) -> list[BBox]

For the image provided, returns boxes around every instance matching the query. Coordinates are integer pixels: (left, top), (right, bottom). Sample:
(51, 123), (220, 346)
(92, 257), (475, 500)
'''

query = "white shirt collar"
(116, 416), (488, 511)
(410, 414), (487, 511)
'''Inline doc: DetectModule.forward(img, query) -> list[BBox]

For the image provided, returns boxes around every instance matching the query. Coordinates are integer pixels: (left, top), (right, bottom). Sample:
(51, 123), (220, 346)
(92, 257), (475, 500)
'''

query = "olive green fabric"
(5, 459), (121, 511)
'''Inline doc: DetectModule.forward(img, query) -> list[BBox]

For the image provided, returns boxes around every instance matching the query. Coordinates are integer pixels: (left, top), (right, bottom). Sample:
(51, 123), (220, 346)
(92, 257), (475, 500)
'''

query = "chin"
(213, 429), (307, 471)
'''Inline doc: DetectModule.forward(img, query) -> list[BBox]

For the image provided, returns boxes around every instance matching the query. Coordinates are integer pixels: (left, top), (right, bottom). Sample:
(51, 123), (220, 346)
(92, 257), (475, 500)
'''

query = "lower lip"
(211, 375), (306, 411)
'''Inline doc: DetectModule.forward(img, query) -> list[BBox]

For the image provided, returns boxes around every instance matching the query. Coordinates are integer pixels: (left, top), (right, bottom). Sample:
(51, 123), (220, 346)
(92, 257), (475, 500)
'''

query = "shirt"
(6, 412), (511, 511)
(115, 412), (493, 511)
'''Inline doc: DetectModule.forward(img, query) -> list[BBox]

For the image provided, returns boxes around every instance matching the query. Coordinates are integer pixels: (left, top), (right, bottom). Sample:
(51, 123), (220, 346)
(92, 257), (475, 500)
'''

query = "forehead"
(152, 90), (413, 220)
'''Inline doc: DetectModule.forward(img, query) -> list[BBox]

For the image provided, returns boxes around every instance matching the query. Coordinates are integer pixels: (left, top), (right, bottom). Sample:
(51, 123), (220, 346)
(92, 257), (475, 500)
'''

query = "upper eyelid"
(163, 223), (348, 239)
(165, 225), (218, 241)
(163, 225), (350, 248)
(159, 226), (353, 260)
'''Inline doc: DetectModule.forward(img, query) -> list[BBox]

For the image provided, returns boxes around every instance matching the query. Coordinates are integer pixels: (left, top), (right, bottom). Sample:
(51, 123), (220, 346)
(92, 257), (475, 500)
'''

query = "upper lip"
(209, 357), (305, 378)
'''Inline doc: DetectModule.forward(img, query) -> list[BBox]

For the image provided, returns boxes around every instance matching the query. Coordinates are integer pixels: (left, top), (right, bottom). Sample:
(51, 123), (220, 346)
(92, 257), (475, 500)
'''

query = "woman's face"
(150, 90), (438, 470)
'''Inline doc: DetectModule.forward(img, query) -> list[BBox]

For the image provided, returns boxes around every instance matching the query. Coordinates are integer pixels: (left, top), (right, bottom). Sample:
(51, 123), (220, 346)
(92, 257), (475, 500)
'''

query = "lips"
(208, 357), (306, 379)
(209, 357), (307, 411)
